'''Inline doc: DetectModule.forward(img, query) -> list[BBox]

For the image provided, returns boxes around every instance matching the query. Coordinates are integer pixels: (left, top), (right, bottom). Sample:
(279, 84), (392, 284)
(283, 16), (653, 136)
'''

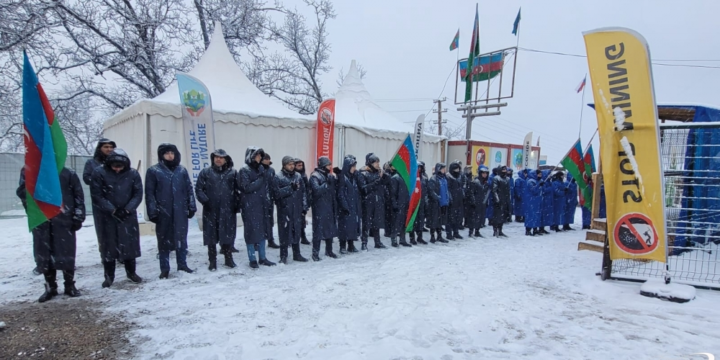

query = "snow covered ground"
(2, 213), (720, 360)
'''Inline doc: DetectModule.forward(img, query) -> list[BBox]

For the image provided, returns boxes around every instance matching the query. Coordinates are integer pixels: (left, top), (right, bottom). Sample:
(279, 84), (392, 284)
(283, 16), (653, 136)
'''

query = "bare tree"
(52, 92), (105, 155)
(0, 0), (56, 52)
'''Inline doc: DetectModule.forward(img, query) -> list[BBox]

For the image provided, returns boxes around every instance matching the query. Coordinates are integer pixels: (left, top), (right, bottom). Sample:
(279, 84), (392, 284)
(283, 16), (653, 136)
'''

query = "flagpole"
(578, 74), (587, 139)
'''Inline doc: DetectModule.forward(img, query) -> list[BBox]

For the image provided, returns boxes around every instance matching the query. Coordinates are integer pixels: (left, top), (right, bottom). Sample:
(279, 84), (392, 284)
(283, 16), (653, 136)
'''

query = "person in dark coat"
(237, 146), (276, 268)
(564, 173), (579, 230)
(427, 163), (451, 243)
(84, 138), (116, 259)
(273, 156), (309, 264)
(294, 159), (311, 244)
(145, 143), (197, 279)
(389, 164), (412, 248)
(469, 165), (490, 238)
(491, 166), (511, 237)
(539, 170), (554, 234)
(310, 156), (339, 260)
(336, 155), (362, 254)
(551, 171), (567, 232)
(410, 161), (429, 245)
(507, 168), (515, 223)
(514, 169), (527, 223)
(462, 165), (473, 229)
(17, 166), (85, 302)
(383, 161), (394, 237)
(90, 149), (143, 287)
(523, 169), (543, 236)
(446, 160), (465, 239)
(357, 153), (389, 250)
(486, 168), (496, 224)
(195, 149), (239, 271)
(262, 153), (280, 249)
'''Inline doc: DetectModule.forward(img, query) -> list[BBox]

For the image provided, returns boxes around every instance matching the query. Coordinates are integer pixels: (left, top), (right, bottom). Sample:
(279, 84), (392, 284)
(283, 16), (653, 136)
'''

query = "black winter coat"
(264, 164), (276, 240)
(273, 169), (306, 245)
(491, 175), (512, 226)
(90, 149), (143, 261)
(413, 172), (429, 231)
(336, 157), (362, 240)
(357, 167), (387, 229)
(310, 168), (338, 240)
(470, 175), (490, 229)
(17, 167), (85, 272)
(195, 154), (238, 247)
(83, 138), (116, 185)
(390, 172), (410, 236)
(427, 165), (452, 229)
(447, 163), (465, 226)
(145, 145), (196, 252)
(237, 147), (270, 245)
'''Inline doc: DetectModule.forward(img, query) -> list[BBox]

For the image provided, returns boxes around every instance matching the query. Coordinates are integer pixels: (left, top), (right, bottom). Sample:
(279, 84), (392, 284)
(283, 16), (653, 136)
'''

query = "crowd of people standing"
(17, 138), (586, 303)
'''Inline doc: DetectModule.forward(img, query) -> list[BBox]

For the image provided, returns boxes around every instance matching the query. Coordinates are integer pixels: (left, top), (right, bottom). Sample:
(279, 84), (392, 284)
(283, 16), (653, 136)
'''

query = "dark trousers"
(159, 249), (188, 272)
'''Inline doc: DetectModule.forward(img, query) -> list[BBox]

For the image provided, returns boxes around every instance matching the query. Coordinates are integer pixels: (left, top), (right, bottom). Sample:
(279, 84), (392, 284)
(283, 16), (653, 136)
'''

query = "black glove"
(333, 167), (342, 175)
(291, 182), (299, 190)
(340, 208), (350, 216)
(113, 208), (130, 221)
(302, 211), (307, 216)
(188, 210), (195, 219)
(149, 214), (159, 223)
(257, 165), (265, 175)
(71, 220), (83, 232)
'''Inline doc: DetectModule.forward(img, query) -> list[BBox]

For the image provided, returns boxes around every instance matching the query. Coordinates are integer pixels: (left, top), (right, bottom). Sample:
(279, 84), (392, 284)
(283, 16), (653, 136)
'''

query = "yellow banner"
(583, 28), (667, 263)
(471, 145), (490, 174)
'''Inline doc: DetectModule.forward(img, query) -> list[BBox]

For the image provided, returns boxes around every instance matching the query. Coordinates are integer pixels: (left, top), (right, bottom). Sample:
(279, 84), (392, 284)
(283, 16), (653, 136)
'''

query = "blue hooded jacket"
(564, 172), (579, 225)
(540, 170), (554, 227)
(514, 169), (527, 217)
(524, 169), (542, 228)
(552, 172), (567, 226)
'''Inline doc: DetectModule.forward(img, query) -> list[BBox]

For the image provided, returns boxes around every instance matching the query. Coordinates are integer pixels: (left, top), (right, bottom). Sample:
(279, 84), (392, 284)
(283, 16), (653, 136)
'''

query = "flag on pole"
(464, 4), (480, 103)
(512, 8), (521, 35)
(560, 139), (592, 210)
(390, 134), (420, 232)
(580, 144), (596, 209)
(22, 51), (68, 231)
(449, 30), (459, 51)
(575, 76), (587, 93)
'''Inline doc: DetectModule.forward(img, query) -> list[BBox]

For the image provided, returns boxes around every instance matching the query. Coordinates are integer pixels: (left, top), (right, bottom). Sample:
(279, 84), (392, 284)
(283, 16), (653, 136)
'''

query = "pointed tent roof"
(334, 60), (417, 133)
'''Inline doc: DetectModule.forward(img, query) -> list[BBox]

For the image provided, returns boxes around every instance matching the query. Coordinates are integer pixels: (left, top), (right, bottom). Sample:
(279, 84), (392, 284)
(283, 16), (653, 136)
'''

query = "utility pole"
(433, 98), (448, 136)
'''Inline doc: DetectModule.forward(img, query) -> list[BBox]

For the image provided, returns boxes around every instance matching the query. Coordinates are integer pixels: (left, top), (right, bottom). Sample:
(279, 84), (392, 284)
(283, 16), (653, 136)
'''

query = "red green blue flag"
(459, 53), (503, 82)
(449, 30), (459, 51)
(464, 4), (480, 103)
(390, 134), (420, 232)
(580, 144), (596, 209)
(561, 139), (591, 210)
(22, 51), (68, 231)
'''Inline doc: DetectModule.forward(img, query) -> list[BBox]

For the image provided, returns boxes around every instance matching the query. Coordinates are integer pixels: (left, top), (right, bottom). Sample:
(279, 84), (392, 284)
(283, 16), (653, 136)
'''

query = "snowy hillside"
(1, 215), (719, 359)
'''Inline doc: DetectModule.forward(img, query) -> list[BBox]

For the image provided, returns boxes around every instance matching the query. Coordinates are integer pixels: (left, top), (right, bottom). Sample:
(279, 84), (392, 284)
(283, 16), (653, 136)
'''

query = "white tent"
(103, 24), (445, 211)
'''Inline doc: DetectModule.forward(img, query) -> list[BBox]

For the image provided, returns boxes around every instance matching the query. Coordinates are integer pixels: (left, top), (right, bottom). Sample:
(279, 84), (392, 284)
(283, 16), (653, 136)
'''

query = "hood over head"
(211, 149), (234, 169)
(157, 143), (181, 169)
(541, 169), (551, 180)
(418, 161), (426, 175)
(365, 153), (379, 166)
(342, 155), (357, 177)
(93, 138), (117, 161)
(105, 148), (131, 171)
(448, 161), (462, 177)
(294, 158), (306, 175)
(244, 146), (265, 167)
(567, 172), (574, 181)
(478, 165), (489, 175)
(434, 162), (446, 175)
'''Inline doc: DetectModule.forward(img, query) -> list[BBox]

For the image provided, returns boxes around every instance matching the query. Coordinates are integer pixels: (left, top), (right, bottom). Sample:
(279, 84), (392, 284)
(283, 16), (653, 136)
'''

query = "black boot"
(493, 226), (499, 237)
(563, 224), (574, 231)
(430, 230), (437, 243)
(231, 245), (240, 253)
(124, 259), (143, 284)
(453, 228), (463, 240)
(39, 270), (59, 303)
(554, 225), (563, 232)
(312, 239), (322, 261)
(416, 232), (428, 245)
(208, 244), (218, 272)
(582, 225), (591, 230)
(280, 245), (289, 264)
(468, 229), (474, 238)
(267, 239), (281, 249)
(399, 233), (412, 247)
(437, 230), (449, 243)
(292, 244), (308, 262)
(533, 228), (539, 236)
(498, 226), (508, 238)
(474, 229), (482, 238)
(540, 227), (550, 235)
(223, 245), (237, 268)
(177, 264), (194, 274)
(159, 271), (169, 279)
(339, 240), (347, 255)
(525, 227), (533, 236)
(374, 236), (387, 249)
(361, 240), (368, 251)
(409, 232), (417, 245)
(324, 239), (338, 258)
(391, 237), (399, 247)
(347, 240), (359, 253)
(249, 261), (259, 268)
(102, 260), (116, 288)
(301, 229), (311, 245)
(62, 271), (80, 297)
(260, 258), (276, 266)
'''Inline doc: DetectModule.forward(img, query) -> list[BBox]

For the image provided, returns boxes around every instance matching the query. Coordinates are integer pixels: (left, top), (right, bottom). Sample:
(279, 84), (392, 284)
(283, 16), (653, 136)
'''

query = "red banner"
(316, 99), (335, 166)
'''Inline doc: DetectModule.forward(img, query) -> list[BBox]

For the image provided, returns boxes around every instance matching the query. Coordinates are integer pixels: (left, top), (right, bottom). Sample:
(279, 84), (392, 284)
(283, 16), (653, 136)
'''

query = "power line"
(519, 47), (720, 69)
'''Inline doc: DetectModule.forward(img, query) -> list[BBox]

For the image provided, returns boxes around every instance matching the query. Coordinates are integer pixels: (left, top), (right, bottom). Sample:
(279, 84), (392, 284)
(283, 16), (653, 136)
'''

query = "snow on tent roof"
(335, 60), (417, 134)
(150, 23), (307, 120)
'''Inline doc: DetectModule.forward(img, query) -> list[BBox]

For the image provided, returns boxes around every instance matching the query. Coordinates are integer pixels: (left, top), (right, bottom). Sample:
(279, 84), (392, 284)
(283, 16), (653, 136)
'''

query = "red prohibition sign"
(613, 212), (659, 255)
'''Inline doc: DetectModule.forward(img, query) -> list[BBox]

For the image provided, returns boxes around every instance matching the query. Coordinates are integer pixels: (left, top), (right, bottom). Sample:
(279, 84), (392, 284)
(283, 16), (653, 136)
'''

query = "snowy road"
(2, 216), (720, 359)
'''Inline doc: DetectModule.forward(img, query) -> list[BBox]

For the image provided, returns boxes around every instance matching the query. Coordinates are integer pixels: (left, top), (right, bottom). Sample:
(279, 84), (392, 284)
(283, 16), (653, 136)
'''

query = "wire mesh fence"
(609, 123), (720, 288)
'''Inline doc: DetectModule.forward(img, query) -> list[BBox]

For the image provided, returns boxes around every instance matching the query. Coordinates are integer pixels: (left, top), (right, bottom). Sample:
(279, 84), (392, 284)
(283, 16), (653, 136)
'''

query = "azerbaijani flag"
(449, 30), (459, 51)
(459, 53), (503, 82)
(560, 139), (591, 211)
(580, 144), (596, 209)
(390, 134), (420, 232)
(22, 51), (67, 231)
(464, 4), (480, 103)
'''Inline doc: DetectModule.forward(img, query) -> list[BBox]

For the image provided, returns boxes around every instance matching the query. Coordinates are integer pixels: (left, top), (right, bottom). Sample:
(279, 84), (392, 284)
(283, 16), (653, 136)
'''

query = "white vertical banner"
(522, 131), (533, 168)
(176, 72), (216, 188)
(413, 114), (425, 161)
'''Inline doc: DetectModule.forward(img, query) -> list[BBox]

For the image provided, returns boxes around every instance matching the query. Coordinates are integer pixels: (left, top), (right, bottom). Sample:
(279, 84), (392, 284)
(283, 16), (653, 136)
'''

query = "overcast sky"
(318, 0), (720, 163)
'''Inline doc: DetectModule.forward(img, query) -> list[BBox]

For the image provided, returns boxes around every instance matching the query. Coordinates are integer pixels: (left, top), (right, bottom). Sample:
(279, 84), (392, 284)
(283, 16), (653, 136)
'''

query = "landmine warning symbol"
(613, 213), (659, 255)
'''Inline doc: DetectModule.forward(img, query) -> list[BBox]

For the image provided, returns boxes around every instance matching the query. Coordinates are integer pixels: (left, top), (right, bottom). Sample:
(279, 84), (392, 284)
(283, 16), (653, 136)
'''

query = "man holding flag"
(19, 52), (86, 302)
